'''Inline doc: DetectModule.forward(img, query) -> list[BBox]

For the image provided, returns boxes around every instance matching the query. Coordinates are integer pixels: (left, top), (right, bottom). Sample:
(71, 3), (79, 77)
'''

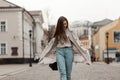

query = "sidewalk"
(0, 63), (37, 79)
(0, 62), (120, 80)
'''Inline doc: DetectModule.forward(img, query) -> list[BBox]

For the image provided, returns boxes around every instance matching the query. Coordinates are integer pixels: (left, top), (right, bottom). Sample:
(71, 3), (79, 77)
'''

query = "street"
(0, 62), (120, 80)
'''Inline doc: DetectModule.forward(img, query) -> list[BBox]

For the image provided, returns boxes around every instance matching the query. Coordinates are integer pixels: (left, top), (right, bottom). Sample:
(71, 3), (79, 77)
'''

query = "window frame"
(0, 20), (7, 32)
(113, 30), (120, 43)
(0, 43), (7, 55)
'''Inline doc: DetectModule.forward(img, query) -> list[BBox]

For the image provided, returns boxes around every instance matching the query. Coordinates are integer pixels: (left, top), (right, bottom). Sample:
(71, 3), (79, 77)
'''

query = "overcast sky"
(8, 0), (120, 24)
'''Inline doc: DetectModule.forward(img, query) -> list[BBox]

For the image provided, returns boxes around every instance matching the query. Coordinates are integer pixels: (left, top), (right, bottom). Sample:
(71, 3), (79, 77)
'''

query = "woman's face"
(63, 20), (67, 29)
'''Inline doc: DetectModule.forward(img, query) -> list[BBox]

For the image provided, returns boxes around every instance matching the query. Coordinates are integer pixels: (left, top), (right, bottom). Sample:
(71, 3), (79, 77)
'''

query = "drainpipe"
(22, 9), (25, 63)
(32, 21), (36, 58)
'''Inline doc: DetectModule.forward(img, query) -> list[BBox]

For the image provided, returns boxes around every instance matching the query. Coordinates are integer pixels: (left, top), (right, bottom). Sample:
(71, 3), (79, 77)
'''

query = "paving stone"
(1, 62), (120, 80)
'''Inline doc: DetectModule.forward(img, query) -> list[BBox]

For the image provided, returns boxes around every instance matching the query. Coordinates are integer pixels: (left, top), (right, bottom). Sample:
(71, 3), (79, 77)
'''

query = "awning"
(104, 47), (119, 53)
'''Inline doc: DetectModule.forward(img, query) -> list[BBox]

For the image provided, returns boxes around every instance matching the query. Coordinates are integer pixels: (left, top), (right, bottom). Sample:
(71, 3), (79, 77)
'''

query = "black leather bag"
(49, 62), (58, 71)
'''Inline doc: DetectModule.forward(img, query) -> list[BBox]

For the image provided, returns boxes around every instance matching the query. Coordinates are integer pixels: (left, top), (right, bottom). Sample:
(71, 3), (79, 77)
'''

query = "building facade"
(29, 11), (44, 60)
(0, 0), (44, 63)
(70, 21), (92, 51)
(93, 18), (120, 61)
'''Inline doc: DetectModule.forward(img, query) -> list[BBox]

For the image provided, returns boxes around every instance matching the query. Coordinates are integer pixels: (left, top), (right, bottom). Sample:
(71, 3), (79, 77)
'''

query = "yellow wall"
(93, 18), (120, 61)
(93, 32), (100, 61)
(107, 19), (120, 50)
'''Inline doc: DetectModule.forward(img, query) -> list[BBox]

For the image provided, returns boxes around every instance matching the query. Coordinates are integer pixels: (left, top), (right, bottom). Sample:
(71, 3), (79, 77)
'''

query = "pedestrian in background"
(39, 16), (91, 80)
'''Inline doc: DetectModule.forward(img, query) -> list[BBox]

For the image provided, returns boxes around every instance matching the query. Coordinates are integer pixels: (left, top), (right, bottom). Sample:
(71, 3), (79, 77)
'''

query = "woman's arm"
(39, 38), (56, 62)
(71, 32), (91, 64)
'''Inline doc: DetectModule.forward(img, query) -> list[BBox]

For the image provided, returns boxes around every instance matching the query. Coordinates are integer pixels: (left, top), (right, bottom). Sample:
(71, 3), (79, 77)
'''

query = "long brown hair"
(53, 16), (68, 42)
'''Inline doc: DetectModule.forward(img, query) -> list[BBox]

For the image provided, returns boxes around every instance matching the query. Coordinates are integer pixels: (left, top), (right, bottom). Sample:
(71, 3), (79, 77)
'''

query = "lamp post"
(29, 30), (32, 67)
(106, 32), (109, 64)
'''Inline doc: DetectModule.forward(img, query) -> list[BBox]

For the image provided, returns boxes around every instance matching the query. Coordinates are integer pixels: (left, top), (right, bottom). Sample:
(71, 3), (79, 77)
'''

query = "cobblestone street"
(1, 62), (120, 80)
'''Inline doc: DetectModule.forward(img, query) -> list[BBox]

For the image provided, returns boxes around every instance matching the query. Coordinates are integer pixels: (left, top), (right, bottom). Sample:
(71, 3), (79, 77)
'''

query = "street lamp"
(29, 30), (32, 67)
(106, 32), (109, 64)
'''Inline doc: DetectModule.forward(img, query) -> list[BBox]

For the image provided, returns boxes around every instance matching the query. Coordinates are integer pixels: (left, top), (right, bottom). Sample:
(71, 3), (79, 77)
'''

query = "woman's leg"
(56, 48), (67, 80)
(65, 48), (73, 80)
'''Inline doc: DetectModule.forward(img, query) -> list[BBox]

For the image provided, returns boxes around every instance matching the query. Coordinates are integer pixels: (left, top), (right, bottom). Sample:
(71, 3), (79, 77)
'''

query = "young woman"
(39, 16), (91, 80)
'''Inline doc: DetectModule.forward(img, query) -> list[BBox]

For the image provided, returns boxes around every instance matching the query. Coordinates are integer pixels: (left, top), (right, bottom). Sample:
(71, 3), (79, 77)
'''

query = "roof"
(0, 0), (21, 8)
(0, 0), (35, 25)
(79, 35), (88, 40)
(92, 18), (113, 27)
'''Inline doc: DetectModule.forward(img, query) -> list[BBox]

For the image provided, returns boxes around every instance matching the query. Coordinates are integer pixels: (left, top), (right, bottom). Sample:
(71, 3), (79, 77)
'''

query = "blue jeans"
(56, 47), (73, 80)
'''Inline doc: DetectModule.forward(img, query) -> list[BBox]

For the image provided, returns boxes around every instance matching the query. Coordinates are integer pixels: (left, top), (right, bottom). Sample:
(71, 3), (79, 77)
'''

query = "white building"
(0, 0), (44, 63)
(70, 21), (92, 49)
(29, 11), (44, 59)
(70, 21), (89, 37)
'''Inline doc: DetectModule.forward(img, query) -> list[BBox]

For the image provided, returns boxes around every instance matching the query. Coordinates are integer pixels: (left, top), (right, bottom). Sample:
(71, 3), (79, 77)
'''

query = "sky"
(7, 0), (120, 24)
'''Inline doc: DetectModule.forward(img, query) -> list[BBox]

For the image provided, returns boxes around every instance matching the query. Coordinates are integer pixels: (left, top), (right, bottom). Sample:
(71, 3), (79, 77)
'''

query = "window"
(0, 21), (6, 32)
(11, 47), (18, 56)
(83, 29), (88, 35)
(114, 30), (120, 43)
(0, 43), (6, 55)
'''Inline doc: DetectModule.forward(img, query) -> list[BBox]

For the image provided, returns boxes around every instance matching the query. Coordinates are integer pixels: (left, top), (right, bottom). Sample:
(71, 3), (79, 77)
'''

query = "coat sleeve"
(39, 38), (55, 62)
(71, 32), (91, 64)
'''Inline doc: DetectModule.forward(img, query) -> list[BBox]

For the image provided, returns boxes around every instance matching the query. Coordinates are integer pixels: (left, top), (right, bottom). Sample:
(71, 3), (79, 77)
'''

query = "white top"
(57, 29), (72, 48)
